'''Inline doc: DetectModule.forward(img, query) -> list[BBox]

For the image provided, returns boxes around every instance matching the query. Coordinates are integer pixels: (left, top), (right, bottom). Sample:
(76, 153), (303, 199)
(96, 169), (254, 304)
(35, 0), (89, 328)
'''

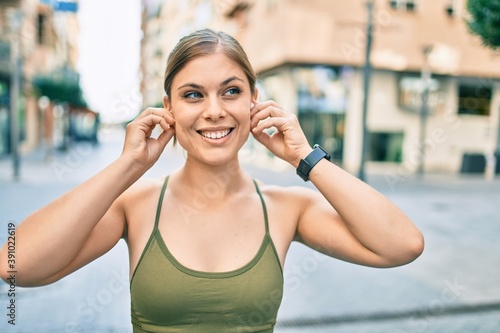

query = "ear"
(251, 88), (259, 106)
(163, 95), (171, 112)
(163, 95), (177, 145)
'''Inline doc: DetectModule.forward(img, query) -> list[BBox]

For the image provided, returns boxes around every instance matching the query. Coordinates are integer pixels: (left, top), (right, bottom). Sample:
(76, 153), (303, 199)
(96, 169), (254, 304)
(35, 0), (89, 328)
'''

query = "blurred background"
(1, 0), (500, 332)
(1, 0), (500, 178)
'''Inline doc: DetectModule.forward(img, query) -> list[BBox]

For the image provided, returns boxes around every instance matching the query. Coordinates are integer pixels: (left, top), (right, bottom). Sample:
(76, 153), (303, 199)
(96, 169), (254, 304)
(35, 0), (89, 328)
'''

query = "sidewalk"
(1, 131), (499, 332)
(275, 173), (500, 333)
(0, 126), (186, 185)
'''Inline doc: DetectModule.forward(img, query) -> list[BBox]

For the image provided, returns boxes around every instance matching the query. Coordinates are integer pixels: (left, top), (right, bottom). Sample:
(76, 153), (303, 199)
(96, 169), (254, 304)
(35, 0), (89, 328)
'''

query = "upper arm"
(294, 188), (390, 268)
(38, 197), (126, 286)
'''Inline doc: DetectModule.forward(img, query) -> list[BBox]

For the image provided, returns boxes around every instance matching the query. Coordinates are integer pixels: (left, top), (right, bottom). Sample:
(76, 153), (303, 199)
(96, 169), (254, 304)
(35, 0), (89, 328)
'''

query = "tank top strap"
(154, 176), (170, 230)
(252, 180), (270, 235)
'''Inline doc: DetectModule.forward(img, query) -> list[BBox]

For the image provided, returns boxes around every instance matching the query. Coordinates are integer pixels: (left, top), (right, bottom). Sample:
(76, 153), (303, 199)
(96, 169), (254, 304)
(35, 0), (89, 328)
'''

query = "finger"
(145, 109), (175, 135)
(250, 106), (288, 129)
(162, 112), (176, 126)
(156, 126), (176, 149)
(250, 100), (282, 117)
(136, 107), (165, 119)
(250, 106), (271, 128)
(145, 108), (176, 129)
(157, 117), (174, 134)
(137, 114), (168, 128)
(252, 127), (272, 147)
(252, 117), (287, 136)
(134, 114), (170, 140)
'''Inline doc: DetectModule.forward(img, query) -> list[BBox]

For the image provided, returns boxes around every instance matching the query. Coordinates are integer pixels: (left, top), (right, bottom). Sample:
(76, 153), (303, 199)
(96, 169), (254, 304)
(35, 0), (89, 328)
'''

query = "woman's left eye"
(183, 91), (203, 99)
(224, 88), (241, 96)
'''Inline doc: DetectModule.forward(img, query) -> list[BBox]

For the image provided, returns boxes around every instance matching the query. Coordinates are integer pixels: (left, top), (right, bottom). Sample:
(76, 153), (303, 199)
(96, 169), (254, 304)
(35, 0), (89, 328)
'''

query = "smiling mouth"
(197, 128), (234, 139)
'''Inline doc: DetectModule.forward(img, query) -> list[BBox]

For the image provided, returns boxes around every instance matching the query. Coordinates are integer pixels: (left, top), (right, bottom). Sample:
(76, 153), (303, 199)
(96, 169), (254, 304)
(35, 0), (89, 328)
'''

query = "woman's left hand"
(250, 100), (312, 167)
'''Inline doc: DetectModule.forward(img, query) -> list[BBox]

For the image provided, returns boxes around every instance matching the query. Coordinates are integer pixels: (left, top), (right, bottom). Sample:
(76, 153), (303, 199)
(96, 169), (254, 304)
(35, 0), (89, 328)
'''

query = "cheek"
(173, 127), (193, 152)
(171, 105), (194, 127)
(170, 109), (194, 144)
(230, 100), (252, 121)
(173, 117), (193, 142)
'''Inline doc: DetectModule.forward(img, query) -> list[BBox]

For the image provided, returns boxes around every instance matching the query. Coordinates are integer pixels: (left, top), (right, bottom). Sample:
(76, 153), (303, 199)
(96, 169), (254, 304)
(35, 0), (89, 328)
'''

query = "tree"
(466, 0), (500, 157)
(466, 0), (500, 49)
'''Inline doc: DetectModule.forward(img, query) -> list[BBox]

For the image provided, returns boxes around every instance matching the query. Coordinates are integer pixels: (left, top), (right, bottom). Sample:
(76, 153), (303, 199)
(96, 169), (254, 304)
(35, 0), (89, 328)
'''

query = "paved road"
(1, 130), (499, 332)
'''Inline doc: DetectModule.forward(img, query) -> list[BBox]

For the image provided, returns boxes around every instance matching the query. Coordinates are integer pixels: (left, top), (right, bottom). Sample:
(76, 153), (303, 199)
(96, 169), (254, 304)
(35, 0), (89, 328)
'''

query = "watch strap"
(296, 144), (331, 181)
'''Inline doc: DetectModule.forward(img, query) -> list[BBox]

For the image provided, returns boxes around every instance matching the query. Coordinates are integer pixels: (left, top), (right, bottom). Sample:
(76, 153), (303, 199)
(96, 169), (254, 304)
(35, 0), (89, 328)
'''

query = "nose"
(203, 96), (226, 121)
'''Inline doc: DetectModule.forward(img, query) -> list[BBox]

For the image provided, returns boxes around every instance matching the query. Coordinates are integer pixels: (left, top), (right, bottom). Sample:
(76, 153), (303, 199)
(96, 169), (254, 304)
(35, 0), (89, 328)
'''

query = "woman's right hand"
(122, 107), (176, 171)
(0, 107), (176, 287)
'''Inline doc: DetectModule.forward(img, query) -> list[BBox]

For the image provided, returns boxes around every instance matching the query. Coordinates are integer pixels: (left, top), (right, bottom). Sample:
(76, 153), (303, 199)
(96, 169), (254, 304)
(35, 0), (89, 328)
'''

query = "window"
(458, 84), (492, 116)
(292, 66), (349, 161)
(293, 66), (349, 114)
(37, 14), (47, 45)
(389, 0), (417, 11)
(398, 74), (443, 113)
(445, 0), (461, 17)
(370, 132), (404, 162)
(298, 112), (345, 161)
(258, 66), (350, 161)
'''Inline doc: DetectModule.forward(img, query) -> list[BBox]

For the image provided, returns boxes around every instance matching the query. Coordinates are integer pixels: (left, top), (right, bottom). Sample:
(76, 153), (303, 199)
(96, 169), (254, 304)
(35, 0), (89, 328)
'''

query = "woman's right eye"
(183, 91), (203, 99)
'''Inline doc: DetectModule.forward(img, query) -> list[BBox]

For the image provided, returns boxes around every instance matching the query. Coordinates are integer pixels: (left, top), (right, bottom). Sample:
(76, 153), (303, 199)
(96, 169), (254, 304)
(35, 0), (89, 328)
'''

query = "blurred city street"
(1, 128), (499, 333)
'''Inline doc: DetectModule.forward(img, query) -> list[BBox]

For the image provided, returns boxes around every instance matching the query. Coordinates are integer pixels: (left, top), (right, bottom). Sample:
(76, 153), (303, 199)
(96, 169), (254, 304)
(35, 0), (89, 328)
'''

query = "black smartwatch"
(296, 144), (331, 181)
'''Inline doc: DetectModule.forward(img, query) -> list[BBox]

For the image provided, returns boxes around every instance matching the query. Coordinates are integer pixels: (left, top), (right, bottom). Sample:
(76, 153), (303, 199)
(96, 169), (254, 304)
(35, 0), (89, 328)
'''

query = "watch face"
(297, 145), (331, 181)
(297, 160), (310, 181)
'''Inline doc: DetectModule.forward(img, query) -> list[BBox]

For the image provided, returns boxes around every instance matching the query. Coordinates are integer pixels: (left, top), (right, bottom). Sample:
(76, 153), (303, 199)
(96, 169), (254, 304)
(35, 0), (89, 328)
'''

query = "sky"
(76, 0), (142, 123)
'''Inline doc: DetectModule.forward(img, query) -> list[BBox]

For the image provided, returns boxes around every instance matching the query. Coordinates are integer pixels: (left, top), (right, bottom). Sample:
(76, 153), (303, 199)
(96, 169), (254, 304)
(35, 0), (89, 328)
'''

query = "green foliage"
(32, 67), (88, 108)
(466, 0), (500, 49)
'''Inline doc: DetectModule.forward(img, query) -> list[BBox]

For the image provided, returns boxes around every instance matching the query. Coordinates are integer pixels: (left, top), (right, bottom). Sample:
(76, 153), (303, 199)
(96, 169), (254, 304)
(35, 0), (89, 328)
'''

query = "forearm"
(308, 159), (424, 265)
(0, 156), (143, 282)
(250, 100), (423, 265)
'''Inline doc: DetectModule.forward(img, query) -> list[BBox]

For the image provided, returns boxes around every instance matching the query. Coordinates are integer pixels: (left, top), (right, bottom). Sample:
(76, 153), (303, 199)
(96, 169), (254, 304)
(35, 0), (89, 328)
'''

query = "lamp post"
(417, 45), (433, 178)
(8, 8), (22, 181)
(358, 0), (374, 182)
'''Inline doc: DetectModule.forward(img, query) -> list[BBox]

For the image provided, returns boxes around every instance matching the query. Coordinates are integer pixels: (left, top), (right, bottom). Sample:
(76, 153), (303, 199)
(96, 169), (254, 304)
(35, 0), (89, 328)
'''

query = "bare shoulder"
(116, 177), (168, 227)
(254, 180), (319, 208)
(119, 176), (168, 239)
(119, 177), (166, 204)
(252, 180), (321, 228)
(251, 180), (322, 256)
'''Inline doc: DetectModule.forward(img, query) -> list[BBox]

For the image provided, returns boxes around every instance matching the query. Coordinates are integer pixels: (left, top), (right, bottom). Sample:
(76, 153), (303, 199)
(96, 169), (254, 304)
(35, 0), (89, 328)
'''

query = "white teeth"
(200, 129), (231, 139)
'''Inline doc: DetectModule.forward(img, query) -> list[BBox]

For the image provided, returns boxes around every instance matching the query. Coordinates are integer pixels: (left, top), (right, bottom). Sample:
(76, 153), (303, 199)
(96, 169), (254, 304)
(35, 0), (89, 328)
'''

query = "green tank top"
(130, 177), (284, 333)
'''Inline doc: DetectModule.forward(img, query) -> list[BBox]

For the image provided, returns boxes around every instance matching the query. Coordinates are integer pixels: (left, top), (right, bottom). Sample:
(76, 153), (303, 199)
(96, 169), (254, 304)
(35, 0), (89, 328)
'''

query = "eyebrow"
(177, 76), (244, 91)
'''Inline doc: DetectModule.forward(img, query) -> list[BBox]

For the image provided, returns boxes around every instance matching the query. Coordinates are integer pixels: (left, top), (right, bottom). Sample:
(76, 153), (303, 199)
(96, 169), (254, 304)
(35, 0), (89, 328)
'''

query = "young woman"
(0, 29), (424, 332)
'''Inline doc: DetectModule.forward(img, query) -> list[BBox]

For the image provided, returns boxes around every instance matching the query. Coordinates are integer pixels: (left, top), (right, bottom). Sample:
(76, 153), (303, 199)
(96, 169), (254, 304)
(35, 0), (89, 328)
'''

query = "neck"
(175, 154), (249, 201)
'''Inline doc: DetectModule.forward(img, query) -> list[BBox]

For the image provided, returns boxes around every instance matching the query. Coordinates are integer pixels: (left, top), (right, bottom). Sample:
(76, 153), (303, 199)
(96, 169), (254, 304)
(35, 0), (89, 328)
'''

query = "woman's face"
(164, 52), (257, 166)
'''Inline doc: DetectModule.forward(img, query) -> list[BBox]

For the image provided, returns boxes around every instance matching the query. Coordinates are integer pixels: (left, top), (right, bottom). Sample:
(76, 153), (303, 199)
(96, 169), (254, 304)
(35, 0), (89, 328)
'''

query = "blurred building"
(140, 0), (500, 175)
(0, 0), (80, 157)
